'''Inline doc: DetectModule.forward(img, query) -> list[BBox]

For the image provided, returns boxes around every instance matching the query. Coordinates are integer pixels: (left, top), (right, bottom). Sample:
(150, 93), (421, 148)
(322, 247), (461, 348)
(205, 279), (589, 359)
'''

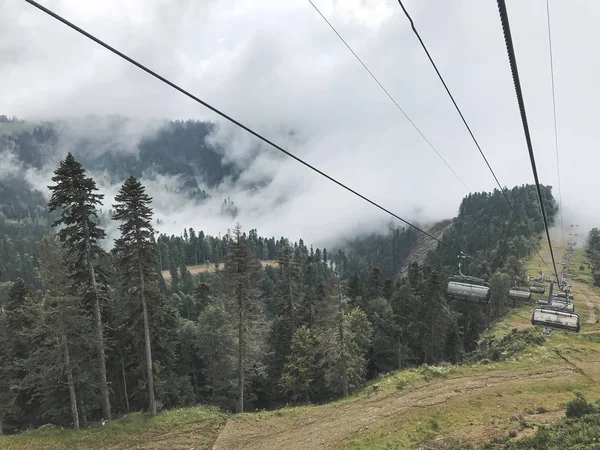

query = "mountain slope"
(398, 219), (453, 278)
(212, 243), (600, 450)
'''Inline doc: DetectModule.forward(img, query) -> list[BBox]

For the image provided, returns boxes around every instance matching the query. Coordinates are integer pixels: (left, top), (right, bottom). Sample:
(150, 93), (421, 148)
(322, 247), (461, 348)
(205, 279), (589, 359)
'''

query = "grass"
(1, 406), (226, 450)
(161, 260), (278, 279)
(504, 395), (600, 450)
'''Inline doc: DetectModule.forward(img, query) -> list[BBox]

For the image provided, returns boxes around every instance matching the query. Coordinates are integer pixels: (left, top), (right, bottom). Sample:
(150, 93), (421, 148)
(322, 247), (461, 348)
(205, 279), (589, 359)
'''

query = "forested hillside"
(0, 115), (235, 192)
(0, 148), (557, 435)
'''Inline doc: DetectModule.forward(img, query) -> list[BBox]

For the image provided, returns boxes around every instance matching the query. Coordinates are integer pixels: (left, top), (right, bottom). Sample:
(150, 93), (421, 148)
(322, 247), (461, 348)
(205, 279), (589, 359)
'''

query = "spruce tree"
(37, 234), (85, 429)
(112, 176), (159, 416)
(280, 326), (320, 403)
(222, 223), (262, 413)
(0, 278), (34, 433)
(48, 153), (112, 420)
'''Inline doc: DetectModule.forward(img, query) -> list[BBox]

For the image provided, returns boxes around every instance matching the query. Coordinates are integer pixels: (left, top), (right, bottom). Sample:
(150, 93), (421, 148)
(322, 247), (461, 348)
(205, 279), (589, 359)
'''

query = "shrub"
(565, 392), (598, 418)
(396, 379), (409, 391)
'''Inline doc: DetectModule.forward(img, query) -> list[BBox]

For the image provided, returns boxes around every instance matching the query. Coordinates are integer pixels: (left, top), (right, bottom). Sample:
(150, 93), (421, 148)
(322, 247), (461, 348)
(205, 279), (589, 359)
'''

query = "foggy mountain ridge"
(0, 115), (438, 251)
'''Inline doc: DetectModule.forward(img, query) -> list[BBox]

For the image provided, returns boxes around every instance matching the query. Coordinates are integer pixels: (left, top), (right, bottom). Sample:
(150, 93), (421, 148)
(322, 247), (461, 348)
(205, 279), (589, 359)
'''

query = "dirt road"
(212, 361), (600, 450)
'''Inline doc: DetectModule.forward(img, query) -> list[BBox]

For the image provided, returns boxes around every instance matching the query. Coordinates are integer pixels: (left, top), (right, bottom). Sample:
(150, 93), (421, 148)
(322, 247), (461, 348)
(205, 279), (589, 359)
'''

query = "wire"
(306, 0), (470, 192)
(545, 0), (566, 258)
(496, 0), (560, 282)
(395, 0), (552, 273)
(23, 0), (463, 256)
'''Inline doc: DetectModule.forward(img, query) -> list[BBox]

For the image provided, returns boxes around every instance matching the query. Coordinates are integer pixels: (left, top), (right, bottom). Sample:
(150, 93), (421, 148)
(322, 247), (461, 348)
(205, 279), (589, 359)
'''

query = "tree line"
(0, 154), (555, 434)
(586, 228), (600, 286)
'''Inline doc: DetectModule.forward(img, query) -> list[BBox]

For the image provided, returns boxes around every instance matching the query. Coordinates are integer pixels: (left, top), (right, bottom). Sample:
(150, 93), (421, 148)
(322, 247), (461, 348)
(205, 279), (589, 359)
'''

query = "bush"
(419, 365), (453, 381)
(505, 411), (600, 449)
(565, 392), (598, 418)
(469, 329), (545, 364)
(396, 379), (409, 391)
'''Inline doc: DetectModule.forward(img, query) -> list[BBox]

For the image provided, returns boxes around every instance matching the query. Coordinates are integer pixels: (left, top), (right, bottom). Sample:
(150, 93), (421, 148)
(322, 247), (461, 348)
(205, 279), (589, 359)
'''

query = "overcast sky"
(1, 0), (598, 245)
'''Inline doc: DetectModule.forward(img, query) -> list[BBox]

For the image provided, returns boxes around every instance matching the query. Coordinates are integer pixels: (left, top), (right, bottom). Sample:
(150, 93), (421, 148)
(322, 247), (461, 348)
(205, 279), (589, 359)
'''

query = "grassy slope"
(1, 406), (226, 450)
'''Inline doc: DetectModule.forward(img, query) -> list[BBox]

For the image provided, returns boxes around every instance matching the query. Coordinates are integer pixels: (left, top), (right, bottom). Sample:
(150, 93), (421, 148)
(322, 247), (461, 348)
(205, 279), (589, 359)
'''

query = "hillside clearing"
(161, 260), (278, 279)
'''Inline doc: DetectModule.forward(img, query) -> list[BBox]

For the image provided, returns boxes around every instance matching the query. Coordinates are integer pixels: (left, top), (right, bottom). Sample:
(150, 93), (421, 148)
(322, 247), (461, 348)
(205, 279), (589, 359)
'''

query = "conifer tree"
(222, 223), (262, 413)
(37, 234), (83, 429)
(48, 153), (112, 420)
(112, 176), (159, 416)
(0, 278), (35, 433)
(280, 326), (320, 403)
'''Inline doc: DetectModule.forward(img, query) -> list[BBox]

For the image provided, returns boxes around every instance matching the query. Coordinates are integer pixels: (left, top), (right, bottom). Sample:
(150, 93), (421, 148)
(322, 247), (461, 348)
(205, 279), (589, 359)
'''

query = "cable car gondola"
(555, 291), (574, 301)
(545, 298), (575, 312)
(508, 288), (531, 301)
(446, 255), (491, 305)
(531, 308), (580, 333)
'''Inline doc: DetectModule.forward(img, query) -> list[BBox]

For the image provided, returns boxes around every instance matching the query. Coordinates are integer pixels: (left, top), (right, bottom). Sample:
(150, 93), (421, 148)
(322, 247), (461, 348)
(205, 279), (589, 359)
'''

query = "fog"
(2, 0), (600, 247)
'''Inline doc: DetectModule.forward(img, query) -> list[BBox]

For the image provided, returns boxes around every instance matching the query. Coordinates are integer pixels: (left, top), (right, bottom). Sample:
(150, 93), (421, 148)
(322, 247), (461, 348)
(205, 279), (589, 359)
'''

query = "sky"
(1, 0), (599, 246)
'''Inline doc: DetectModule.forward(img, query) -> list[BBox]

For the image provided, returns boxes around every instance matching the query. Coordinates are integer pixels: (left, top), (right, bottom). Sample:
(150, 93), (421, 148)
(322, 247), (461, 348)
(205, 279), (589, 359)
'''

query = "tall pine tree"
(48, 153), (112, 420)
(112, 176), (159, 416)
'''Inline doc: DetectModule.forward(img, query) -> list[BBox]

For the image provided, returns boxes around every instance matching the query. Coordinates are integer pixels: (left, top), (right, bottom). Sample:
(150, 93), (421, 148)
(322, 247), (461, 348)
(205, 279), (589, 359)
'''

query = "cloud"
(2, 0), (600, 246)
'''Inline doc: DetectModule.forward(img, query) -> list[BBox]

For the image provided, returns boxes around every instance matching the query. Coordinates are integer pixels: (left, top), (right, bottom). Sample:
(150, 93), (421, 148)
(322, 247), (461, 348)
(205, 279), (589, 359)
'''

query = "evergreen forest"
(0, 147), (558, 434)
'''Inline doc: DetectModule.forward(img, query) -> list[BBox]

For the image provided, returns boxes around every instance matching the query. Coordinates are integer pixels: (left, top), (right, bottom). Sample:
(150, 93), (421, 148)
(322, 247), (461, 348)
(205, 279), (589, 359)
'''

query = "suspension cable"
(23, 0), (465, 257)
(545, 0), (566, 258)
(306, 0), (470, 192)
(395, 0), (552, 273)
(496, 0), (560, 282)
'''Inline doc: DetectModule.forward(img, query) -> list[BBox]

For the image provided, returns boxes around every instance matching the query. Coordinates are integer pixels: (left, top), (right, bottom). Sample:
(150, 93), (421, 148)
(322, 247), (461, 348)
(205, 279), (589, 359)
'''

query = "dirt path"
(212, 362), (600, 450)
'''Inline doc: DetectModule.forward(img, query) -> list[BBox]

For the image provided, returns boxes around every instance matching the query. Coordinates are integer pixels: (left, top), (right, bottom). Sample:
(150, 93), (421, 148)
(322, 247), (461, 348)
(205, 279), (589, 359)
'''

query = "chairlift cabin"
(555, 292), (574, 301)
(508, 288), (531, 301)
(547, 298), (575, 312)
(446, 255), (491, 305)
(446, 278), (491, 304)
(530, 286), (545, 294)
(531, 308), (580, 332)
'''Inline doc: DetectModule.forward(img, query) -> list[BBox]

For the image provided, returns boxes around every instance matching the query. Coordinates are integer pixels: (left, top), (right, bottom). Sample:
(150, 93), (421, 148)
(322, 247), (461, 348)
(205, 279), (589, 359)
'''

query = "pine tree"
(112, 176), (159, 416)
(48, 153), (112, 420)
(321, 276), (372, 397)
(277, 243), (297, 329)
(222, 223), (262, 413)
(196, 300), (236, 408)
(37, 234), (83, 429)
(280, 326), (320, 403)
(0, 278), (34, 433)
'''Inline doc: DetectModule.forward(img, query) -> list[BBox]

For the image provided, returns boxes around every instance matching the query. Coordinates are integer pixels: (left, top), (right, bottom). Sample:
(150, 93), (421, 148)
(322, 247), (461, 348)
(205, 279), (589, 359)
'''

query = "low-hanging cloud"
(2, 0), (600, 247)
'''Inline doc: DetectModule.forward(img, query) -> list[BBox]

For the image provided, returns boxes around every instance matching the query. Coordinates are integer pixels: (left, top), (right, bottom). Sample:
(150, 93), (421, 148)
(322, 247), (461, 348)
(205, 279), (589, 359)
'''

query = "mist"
(2, 0), (600, 246)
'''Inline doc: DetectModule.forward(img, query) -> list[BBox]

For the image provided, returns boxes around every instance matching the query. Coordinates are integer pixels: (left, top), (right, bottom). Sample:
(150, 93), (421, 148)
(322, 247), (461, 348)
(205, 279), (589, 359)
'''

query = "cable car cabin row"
(446, 277), (491, 305)
(529, 286), (545, 294)
(508, 289), (531, 301)
(531, 308), (580, 333)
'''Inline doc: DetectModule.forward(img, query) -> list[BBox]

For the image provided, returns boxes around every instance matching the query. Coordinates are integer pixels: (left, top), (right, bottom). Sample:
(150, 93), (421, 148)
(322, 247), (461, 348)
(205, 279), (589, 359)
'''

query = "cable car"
(554, 292), (574, 301)
(531, 308), (580, 332)
(508, 288), (531, 301)
(545, 298), (575, 312)
(529, 286), (545, 294)
(446, 255), (490, 305)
